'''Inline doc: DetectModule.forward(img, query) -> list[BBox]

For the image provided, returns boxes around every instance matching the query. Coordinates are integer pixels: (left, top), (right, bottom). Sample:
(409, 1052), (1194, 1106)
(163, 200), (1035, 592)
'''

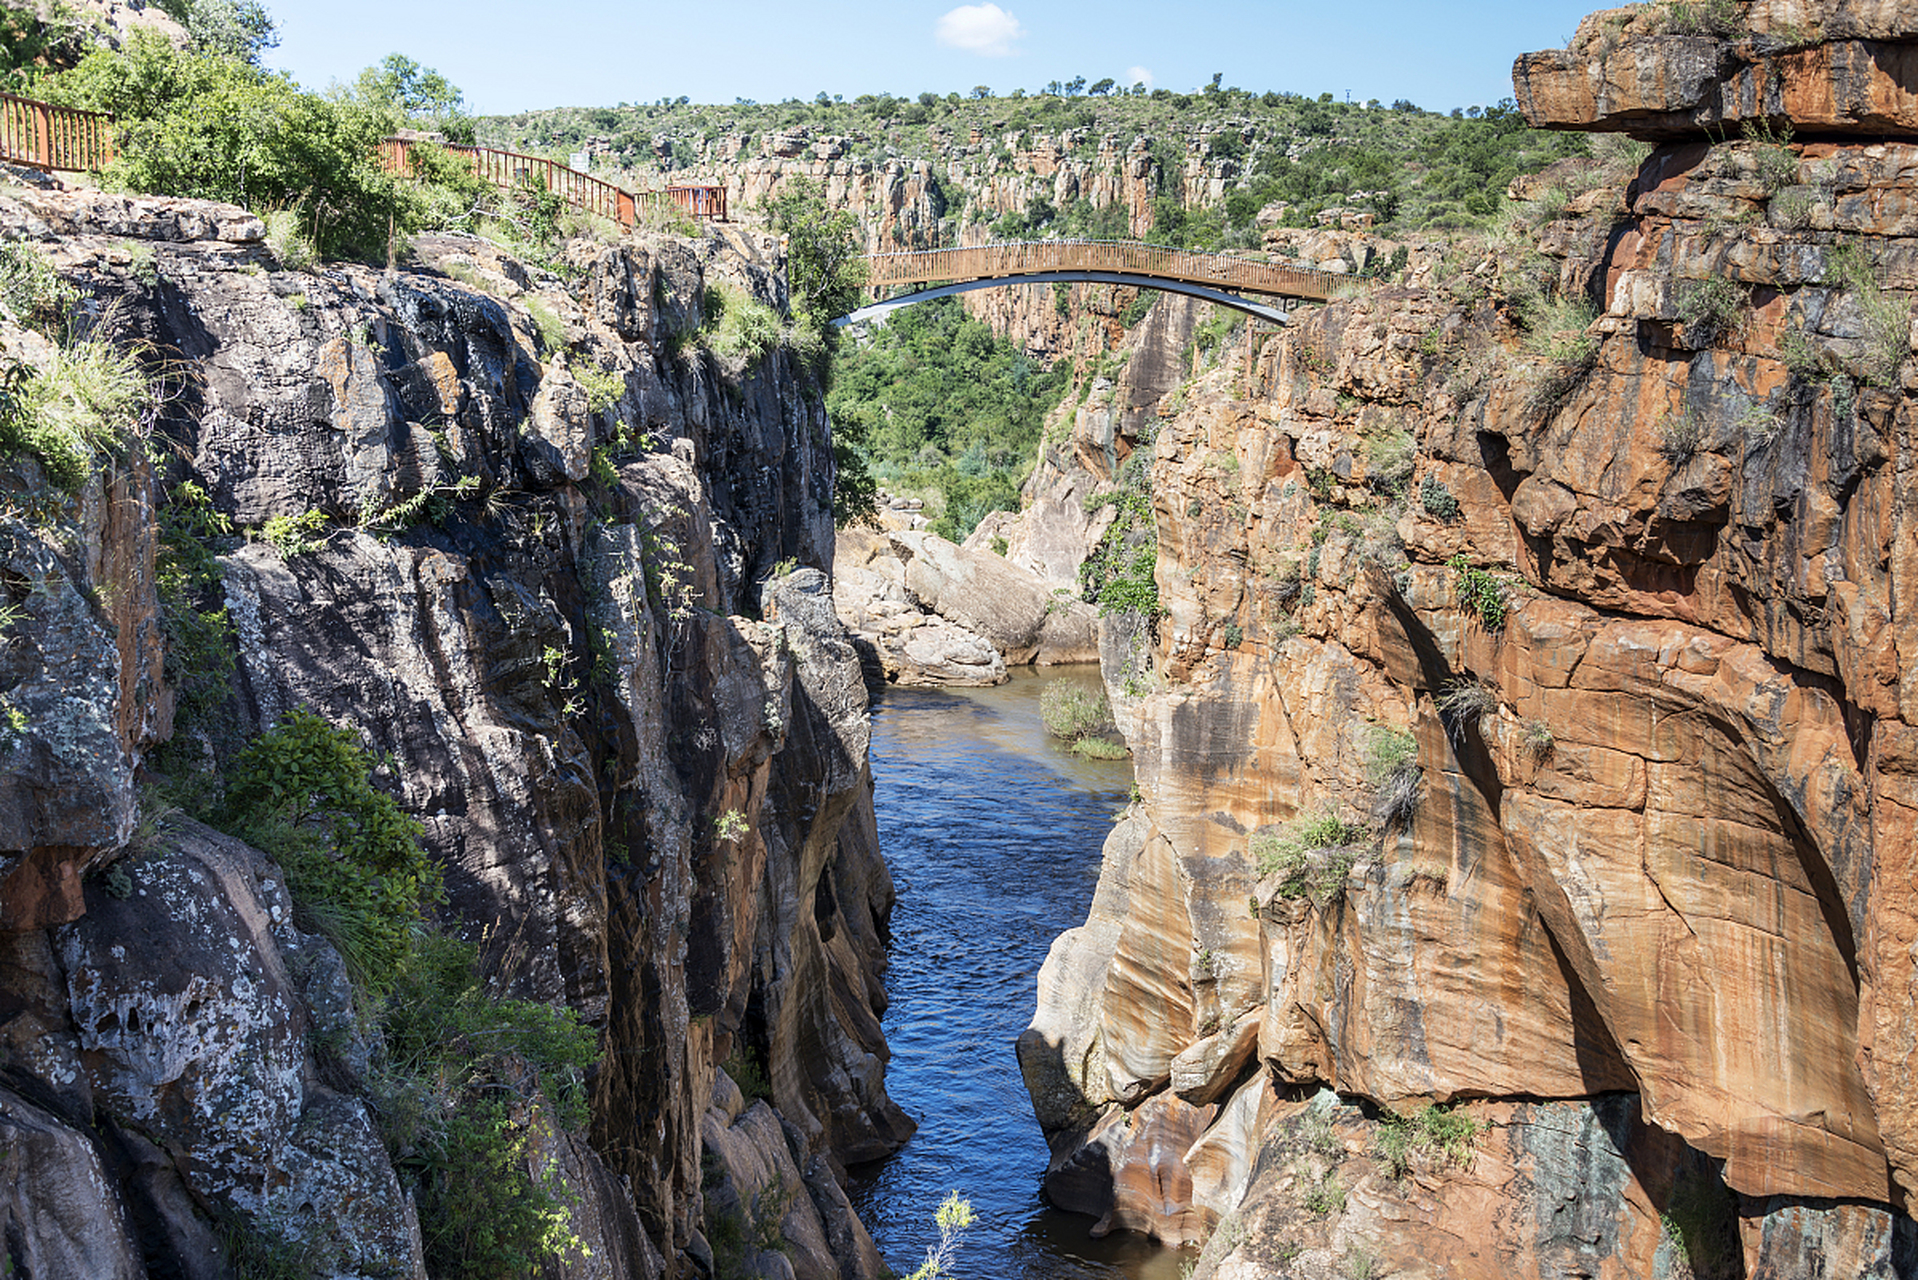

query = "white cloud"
(1125, 65), (1154, 90)
(936, 4), (1024, 57)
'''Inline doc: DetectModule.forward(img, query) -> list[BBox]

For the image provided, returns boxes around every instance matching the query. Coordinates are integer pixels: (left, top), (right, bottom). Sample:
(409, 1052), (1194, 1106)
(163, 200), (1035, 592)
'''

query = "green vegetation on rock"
(1079, 446), (1160, 619)
(828, 297), (1068, 539)
(1374, 1104), (1479, 1178)
(216, 708), (440, 995)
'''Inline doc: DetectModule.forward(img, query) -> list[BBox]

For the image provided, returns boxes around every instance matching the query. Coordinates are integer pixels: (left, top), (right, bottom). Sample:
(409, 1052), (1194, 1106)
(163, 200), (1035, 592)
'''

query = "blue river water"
(846, 667), (1189, 1280)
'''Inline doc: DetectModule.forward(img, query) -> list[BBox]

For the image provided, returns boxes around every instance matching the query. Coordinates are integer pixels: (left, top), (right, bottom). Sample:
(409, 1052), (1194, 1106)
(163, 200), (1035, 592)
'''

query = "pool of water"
(847, 667), (1188, 1280)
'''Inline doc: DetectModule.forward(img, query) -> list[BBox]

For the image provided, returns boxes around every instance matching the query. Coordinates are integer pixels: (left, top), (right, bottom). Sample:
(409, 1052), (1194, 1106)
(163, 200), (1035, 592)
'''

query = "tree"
(0, 3), (91, 90)
(1064, 75), (1085, 96)
(1089, 77), (1115, 96)
(761, 178), (874, 526)
(970, 84), (991, 99)
(155, 0), (278, 63)
(761, 177), (867, 330)
(355, 52), (469, 140)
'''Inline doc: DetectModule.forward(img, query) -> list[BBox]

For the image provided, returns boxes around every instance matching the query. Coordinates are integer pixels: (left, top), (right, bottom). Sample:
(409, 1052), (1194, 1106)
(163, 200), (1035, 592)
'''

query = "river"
(846, 666), (1188, 1280)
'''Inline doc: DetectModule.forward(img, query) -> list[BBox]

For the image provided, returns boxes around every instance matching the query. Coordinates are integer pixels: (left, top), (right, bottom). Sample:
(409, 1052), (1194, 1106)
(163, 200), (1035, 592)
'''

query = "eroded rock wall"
(1021, 7), (1918, 1276)
(0, 187), (903, 1277)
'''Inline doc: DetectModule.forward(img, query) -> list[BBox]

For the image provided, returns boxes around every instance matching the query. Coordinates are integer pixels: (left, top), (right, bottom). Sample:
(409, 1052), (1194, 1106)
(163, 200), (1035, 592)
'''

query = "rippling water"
(847, 667), (1188, 1280)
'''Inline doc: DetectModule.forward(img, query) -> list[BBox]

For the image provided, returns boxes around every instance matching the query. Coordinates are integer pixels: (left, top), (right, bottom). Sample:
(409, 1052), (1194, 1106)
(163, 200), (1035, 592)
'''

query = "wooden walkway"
(0, 92), (114, 174)
(379, 137), (727, 227)
(861, 240), (1350, 303)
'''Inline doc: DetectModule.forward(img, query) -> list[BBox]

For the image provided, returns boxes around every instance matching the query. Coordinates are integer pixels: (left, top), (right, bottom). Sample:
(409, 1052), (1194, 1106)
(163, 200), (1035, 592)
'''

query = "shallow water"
(847, 667), (1188, 1280)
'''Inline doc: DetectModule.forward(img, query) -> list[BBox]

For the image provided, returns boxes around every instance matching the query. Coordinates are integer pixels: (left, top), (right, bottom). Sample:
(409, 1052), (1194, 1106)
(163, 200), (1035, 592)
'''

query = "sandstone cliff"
(1016, 3), (1918, 1276)
(0, 186), (903, 1278)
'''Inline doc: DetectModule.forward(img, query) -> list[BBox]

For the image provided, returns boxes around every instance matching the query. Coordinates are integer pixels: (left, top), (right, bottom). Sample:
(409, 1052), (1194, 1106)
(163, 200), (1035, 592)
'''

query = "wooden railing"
(379, 137), (726, 227)
(861, 240), (1351, 302)
(0, 92), (114, 174)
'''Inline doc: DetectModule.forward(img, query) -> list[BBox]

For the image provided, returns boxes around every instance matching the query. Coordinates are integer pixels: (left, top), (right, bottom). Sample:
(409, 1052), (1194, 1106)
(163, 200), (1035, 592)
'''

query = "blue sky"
(260, 0), (1601, 117)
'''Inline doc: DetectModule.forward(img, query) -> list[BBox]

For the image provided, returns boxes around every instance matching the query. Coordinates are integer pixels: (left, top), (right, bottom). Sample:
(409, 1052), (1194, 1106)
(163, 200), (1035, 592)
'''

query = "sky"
(258, 0), (1602, 118)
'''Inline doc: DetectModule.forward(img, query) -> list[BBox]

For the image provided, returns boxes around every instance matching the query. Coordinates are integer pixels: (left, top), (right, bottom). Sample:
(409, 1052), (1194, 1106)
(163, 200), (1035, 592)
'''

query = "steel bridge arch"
(836, 271), (1299, 327)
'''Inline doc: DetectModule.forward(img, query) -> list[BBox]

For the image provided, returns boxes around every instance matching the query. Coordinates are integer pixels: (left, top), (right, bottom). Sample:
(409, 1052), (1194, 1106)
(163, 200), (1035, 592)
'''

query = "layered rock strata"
(0, 186), (904, 1277)
(1022, 5), (1918, 1275)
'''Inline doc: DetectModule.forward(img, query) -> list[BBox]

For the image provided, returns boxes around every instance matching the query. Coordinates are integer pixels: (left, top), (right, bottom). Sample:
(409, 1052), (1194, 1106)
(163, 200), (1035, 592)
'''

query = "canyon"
(2, 0), (1918, 1278)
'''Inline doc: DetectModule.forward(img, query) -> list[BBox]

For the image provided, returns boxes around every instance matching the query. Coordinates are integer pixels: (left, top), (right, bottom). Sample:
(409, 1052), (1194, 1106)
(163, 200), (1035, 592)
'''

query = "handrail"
(378, 137), (726, 227)
(859, 239), (1352, 302)
(0, 92), (114, 174)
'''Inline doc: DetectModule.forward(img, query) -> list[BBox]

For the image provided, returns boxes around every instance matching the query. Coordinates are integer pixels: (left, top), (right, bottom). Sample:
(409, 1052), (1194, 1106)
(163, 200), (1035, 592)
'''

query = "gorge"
(3, 0), (1918, 1278)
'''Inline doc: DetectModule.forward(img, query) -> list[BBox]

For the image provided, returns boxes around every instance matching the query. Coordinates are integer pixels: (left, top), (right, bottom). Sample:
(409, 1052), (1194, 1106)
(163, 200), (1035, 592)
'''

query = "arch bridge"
(841, 240), (1355, 326)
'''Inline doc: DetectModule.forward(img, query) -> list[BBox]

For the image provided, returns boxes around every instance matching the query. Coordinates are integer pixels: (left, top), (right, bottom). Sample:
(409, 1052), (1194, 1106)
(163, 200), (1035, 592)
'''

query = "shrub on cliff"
(43, 32), (411, 260)
(1827, 245), (1911, 389)
(1675, 277), (1747, 350)
(1080, 450), (1160, 619)
(1374, 1104), (1478, 1179)
(214, 710), (599, 1278)
(1252, 813), (1365, 901)
(375, 932), (597, 1280)
(0, 330), (154, 493)
(217, 708), (440, 994)
(761, 176), (866, 330)
(1362, 727), (1421, 829)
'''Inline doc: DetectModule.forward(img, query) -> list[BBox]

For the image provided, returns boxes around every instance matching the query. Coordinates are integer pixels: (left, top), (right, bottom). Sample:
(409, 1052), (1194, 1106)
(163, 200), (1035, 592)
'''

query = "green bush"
(1251, 813), (1365, 899)
(413, 1094), (584, 1280)
(1375, 1104), (1479, 1179)
(1080, 453), (1159, 618)
(1827, 244), (1910, 388)
(705, 282), (782, 363)
(573, 363), (626, 414)
(0, 240), (78, 331)
(1520, 295), (1598, 414)
(760, 176), (867, 329)
(45, 33), (411, 260)
(216, 709), (439, 995)
(1448, 554), (1509, 629)
(259, 509), (328, 558)
(1419, 473), (1460, 521)
(1674, 277), (1746, 349)
(379, 931), (597, 1130)
(1362, 726), (1421, 828)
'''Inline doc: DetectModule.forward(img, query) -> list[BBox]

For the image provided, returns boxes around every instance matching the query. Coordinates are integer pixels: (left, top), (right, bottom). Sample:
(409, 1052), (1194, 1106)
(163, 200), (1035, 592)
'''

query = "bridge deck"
(861, 240), (1348, 302)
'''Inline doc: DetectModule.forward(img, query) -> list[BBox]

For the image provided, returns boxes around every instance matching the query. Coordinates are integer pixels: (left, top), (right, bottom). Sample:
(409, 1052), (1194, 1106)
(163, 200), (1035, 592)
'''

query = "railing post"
(32, 100), (50, 169)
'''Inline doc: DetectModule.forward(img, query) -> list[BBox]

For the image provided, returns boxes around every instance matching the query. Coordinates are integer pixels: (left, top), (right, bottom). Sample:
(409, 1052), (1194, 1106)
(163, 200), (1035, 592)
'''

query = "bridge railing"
(861, 239), (1352, 302)
(0, 92), (114, 174)
(378, 137), (726, 227)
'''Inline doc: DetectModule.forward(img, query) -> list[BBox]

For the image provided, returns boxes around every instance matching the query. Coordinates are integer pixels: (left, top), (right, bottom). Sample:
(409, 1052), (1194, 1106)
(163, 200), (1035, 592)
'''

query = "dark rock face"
(0, 190), (905, 1277)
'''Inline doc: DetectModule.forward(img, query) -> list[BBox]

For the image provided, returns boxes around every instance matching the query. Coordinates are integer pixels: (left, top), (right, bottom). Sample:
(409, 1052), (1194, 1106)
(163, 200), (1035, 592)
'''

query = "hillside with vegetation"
(481, 86), (1592, 244)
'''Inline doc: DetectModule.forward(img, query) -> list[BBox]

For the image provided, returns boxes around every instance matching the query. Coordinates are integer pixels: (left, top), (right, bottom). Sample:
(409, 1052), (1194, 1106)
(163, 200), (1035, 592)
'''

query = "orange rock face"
(1515, 4), (1918, 140)
(1022, 13), (1918, 1268)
